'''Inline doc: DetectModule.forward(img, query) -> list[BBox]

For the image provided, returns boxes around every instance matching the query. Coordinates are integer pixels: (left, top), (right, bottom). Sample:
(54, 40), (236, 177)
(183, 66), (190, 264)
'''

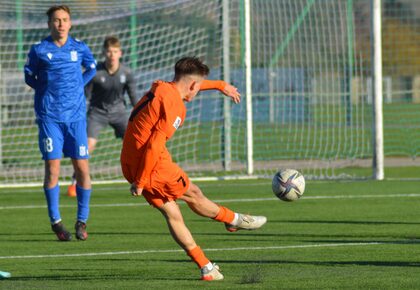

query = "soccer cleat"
(75, 221), (88, 241)
(51, 222), (72, 241)
(201, 263), (224, 281)
(67, 183), (76, 197)
(225, 214), (267, 232)
(0, 271), (11, 279)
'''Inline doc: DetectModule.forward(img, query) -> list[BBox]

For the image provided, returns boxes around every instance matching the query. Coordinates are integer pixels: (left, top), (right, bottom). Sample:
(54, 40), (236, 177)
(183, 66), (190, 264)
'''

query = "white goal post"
(372, 0), (384, 180)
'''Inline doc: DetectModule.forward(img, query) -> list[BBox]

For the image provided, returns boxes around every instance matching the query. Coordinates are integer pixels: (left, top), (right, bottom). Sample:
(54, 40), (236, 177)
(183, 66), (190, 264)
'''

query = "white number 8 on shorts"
(43, 137), (53, 153)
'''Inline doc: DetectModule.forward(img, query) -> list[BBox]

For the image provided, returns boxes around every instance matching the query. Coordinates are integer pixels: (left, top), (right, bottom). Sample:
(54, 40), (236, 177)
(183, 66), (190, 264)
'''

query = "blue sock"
(44, 184), (61, 224)
(76, 185), (91, 223)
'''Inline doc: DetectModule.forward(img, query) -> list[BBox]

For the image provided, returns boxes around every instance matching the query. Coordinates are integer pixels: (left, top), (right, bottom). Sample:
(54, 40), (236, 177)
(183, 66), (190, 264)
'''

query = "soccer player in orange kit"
(120, 57), (267, 281)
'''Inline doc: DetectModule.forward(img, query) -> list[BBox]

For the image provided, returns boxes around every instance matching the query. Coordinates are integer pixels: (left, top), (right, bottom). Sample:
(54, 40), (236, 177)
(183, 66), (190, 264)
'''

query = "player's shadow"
(307, 239), (420, 244)
(14, 273), (197, 282)
(88, 231), (169, 236)
(13, 265), (198, 282)
(106, 257), (420, 269)
(0, 232), (60, 242)
(192, 218), (420, 226)
(273, 219), (420, 225)
(192, 231), (420, 243)
(215, 259), (420, 268)
(0, 231), (170, 243)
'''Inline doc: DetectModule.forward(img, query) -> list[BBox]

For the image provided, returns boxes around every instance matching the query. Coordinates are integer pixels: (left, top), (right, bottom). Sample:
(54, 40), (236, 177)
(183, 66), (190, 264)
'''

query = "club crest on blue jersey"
(47, 53), (53, 60)
(71, 50), (78, 61)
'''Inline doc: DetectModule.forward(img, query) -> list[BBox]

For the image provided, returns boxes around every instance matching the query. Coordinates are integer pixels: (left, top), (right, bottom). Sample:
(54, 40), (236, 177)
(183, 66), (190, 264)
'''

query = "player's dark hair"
(174, 57), (209, 80)
(103, 36), (121, 50)
(46, 5), (71, 22)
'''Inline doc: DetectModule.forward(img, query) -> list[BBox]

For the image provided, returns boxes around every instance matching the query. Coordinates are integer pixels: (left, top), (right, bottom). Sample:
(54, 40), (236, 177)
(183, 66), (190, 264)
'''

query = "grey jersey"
(86, 62), (138, 112)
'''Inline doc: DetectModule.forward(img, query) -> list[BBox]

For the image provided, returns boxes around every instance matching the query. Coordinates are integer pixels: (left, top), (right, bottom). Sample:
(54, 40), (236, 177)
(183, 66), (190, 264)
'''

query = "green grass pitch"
(1, 179), (420, 289)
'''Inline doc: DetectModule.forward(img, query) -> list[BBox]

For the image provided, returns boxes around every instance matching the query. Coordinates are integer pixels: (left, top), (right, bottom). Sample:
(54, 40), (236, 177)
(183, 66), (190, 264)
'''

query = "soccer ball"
(272, 169), (305, 201)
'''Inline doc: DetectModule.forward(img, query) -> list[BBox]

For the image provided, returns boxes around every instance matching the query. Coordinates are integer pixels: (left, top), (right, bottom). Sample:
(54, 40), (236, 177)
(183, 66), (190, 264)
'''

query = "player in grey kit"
(68, 36), (139, 195)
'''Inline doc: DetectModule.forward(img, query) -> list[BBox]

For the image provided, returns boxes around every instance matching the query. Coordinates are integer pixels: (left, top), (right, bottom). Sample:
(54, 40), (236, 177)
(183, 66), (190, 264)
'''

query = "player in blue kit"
(24, 5), (96, 241)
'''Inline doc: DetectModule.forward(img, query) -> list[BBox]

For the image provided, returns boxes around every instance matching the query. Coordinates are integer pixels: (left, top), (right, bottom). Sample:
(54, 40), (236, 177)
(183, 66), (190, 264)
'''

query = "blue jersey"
(24, 35), (97, 122)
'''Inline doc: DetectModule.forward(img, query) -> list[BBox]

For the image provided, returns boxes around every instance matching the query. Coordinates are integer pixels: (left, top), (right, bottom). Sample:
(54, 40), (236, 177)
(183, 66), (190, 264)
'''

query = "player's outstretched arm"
(200, 80), (241, 104)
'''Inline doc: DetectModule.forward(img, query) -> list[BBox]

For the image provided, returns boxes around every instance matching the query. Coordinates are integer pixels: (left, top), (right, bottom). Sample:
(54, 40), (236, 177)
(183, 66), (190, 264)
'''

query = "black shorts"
(87, 108), (129, 139)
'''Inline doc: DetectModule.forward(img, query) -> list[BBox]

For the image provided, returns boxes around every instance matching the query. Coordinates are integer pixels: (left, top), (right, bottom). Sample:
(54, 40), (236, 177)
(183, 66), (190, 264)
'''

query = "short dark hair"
(174, 57), (209, 80)
(103, 36), (121, 50)
(46, 5), (71, 22)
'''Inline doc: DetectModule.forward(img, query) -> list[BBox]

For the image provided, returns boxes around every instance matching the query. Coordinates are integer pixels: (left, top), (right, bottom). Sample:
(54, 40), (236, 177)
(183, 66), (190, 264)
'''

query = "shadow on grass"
(0, 231), (170, 237)
(11, 274), (197, 282)
(193, 231), (420, 241)
(272, 219), (420, 225)
(211, 259), (420, 268)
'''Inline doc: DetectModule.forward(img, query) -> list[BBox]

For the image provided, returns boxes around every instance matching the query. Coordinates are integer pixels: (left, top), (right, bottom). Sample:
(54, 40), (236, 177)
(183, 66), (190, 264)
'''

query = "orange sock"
(187, 246), (210, 268)
(213, 206), (235, 224)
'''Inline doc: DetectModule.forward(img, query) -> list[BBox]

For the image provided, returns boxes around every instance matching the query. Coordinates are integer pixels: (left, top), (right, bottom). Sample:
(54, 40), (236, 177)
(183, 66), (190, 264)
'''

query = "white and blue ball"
(272, 169), (305, 201)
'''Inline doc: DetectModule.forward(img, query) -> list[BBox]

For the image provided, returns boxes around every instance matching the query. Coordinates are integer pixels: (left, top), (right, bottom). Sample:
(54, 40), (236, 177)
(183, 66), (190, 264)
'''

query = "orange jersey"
(121, 81), (186, 187)
(125, 80), (185, 149)
(120, 79), (227, 191)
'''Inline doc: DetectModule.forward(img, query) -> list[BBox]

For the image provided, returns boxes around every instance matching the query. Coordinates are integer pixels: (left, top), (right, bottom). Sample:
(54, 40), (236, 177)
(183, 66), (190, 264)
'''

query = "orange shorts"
(121, 157), (190, 208)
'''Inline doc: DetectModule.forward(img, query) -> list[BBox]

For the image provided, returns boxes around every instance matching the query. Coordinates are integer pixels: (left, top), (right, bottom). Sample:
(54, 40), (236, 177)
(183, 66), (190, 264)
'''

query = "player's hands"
(130, 183), (143, 197)
(222, 84), (241, 104)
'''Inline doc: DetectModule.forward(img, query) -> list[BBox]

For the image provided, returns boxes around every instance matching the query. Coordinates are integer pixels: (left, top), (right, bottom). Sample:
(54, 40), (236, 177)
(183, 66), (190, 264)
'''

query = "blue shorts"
(37, 120), (89, 160)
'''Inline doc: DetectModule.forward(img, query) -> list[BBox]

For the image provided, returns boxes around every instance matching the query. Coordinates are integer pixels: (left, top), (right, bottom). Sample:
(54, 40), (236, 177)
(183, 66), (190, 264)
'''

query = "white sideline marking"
(1, 193), (420, 210)
(0, 242), (385, 260)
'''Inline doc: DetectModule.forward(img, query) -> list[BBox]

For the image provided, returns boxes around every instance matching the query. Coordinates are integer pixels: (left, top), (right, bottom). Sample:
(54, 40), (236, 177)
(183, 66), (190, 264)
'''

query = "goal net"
(0, 0), (419, 185)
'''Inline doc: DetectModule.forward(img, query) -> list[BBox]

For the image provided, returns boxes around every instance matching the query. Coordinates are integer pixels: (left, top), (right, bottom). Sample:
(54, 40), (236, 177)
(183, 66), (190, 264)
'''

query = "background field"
(1, 177), (420, 289)
(2, 0), (420, 183)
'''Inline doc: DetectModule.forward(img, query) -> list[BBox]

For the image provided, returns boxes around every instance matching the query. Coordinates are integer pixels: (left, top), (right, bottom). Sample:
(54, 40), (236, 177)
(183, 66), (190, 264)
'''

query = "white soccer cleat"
(225, 214), (267, 232)
(201, 263), (224, 281)
(0, 270), (11, 279)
